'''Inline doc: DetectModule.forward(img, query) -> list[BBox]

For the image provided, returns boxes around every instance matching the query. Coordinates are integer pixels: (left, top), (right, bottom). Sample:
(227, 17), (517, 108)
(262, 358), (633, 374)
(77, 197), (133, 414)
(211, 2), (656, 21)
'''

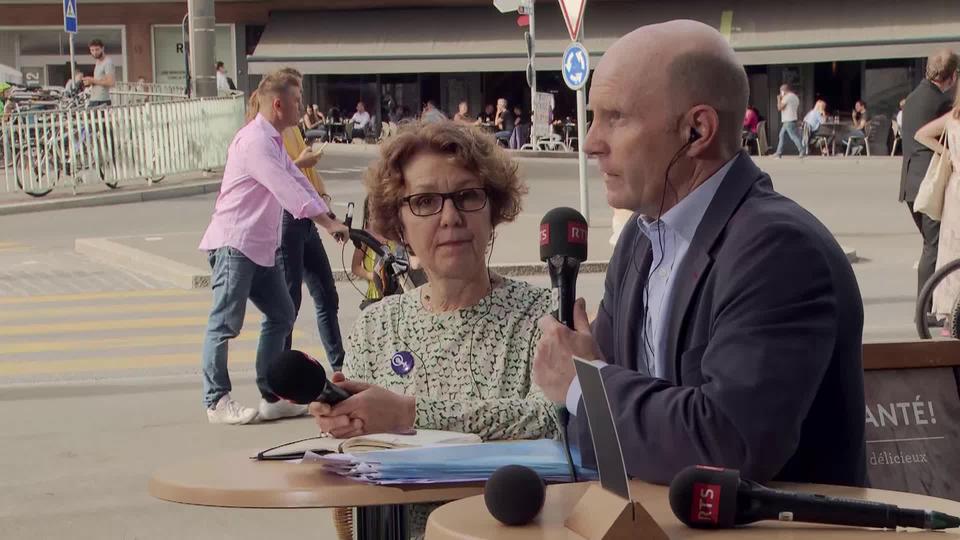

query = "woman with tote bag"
(916, 99), (960, 329)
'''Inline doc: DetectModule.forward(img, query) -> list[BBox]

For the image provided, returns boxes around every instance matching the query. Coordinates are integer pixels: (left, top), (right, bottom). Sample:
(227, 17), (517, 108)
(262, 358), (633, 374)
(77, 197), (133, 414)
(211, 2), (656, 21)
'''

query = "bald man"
(533, 20), (867, 487)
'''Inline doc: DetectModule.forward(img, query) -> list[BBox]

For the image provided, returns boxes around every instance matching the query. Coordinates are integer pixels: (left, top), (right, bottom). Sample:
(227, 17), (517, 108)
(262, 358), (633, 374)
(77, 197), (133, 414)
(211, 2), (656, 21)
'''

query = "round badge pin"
(391, 351), (415, 375)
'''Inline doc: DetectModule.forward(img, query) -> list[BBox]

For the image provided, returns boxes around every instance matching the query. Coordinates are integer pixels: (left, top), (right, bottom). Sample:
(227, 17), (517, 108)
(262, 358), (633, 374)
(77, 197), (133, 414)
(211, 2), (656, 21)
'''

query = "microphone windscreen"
(539, 207), (588, 262)
(266, 350), (328, 404)
(668, 465), (740, 529)
(484, 465), (546, 526)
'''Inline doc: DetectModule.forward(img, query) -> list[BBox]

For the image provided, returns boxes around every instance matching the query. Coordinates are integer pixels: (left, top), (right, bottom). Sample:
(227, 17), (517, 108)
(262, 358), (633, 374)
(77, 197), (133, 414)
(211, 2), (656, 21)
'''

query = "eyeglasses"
(401, 187), (489, 217)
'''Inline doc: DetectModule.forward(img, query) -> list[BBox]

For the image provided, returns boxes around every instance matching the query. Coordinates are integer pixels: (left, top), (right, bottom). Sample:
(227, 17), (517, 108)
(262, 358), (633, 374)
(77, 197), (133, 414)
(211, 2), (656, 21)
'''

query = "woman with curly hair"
(310, 120), (560, 536)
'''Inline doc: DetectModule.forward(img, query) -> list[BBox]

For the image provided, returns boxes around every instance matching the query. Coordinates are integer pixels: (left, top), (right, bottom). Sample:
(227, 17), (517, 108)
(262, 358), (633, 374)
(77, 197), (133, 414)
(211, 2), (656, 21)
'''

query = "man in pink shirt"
(199, 71), (347, 425)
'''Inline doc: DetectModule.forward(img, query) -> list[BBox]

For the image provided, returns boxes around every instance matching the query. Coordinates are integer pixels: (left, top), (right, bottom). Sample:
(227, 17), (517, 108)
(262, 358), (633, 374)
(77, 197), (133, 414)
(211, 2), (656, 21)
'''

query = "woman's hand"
(294, 147), (320, 169)
(309, 373), (416, 438)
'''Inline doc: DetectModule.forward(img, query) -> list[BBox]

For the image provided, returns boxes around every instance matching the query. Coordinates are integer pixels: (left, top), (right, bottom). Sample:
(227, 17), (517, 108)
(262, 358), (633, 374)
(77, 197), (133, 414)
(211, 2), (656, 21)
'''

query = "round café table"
(149, 449), (483, 540)
(427, 480), (960, 539)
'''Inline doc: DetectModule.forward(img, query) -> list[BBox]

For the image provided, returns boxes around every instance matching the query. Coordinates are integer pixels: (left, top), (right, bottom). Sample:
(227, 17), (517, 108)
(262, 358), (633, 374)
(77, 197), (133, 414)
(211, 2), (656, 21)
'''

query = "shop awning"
(248, 0), (960, 75)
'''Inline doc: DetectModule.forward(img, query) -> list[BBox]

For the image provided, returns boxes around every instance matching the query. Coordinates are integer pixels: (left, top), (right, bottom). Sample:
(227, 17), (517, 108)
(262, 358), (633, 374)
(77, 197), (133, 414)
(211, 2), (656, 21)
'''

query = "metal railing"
(1, 94), (244, 196)
(110, 82), (190, 106)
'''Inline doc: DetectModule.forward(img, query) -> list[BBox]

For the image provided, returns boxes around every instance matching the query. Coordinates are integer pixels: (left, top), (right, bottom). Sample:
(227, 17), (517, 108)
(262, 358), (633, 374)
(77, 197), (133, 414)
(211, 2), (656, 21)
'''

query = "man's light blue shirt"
(565, 156), (738, 415)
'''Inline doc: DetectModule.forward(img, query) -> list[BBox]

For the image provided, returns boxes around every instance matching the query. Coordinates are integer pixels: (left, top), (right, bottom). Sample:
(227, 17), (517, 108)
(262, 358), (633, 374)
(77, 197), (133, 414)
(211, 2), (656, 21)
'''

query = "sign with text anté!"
(557, 0), (586, 42)
(63, 0), (78, 34)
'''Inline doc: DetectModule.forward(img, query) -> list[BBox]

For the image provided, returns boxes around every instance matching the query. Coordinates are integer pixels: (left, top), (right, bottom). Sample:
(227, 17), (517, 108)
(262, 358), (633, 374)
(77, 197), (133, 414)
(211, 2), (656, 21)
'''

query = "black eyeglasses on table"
(401, 187), (488, 217)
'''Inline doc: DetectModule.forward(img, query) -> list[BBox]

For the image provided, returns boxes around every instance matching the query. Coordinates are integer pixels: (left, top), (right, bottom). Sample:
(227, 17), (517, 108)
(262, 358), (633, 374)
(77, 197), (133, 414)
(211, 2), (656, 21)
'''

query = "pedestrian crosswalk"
(0, 288), (330, 383)
(0, 241), (29, 253)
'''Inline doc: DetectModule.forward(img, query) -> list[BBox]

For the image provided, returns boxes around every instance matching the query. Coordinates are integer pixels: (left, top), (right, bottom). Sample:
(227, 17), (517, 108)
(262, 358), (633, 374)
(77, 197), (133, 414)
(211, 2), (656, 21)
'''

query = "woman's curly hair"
(364, 121), (527, 241)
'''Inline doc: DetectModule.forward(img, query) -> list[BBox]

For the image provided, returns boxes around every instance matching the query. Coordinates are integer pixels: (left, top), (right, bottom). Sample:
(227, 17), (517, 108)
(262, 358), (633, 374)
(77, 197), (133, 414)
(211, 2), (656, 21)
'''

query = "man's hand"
(309, 372), (416, 438)
(313, 212), (348, 244)
(533, 298), (604, 404)
(82, 76), (95, 87)
(294, 147), (320, 169)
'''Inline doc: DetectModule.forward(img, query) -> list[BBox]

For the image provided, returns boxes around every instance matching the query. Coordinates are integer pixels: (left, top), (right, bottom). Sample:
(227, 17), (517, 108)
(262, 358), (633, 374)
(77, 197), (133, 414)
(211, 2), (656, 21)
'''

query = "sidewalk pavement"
(0, 143), (582, 216)
(75, 225), (616, 290)
(0, 170), (222, 216)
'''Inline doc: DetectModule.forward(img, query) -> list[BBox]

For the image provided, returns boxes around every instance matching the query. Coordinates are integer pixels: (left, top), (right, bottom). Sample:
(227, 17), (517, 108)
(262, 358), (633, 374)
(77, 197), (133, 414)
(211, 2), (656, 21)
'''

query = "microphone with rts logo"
(539, 207), (589, 484)
(539, 207), (589, 328)
(669, 465), (960, 531)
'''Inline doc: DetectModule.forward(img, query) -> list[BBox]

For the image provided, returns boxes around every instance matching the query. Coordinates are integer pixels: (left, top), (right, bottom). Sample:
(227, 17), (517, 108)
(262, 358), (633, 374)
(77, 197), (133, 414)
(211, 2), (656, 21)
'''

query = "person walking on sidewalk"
(272, 67), (346, 371)
(198, 71), (348, 425)
(83, 39), (115, 108)
(900, 49), (958, 324)
(774, 83), (804, 157)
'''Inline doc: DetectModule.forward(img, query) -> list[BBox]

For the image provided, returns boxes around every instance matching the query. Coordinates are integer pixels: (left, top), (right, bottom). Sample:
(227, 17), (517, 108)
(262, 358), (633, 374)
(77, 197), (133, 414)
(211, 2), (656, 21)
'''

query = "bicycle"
(340, 202), (421, 297)
(10, 91), (120, 197)
(914, 257), (960, 339)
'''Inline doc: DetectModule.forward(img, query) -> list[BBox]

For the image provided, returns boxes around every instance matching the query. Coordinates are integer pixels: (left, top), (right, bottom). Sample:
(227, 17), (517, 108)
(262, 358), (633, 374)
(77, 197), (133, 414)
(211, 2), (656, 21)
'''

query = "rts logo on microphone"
(691, 482), (721, 524)
(567, 222), (587, 244)
(539, 224), (550, 246)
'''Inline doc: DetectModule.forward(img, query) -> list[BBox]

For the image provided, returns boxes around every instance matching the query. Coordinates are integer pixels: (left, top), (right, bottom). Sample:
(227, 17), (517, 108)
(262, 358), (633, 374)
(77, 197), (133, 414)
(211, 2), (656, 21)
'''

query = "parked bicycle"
(9, 89), (119, 197)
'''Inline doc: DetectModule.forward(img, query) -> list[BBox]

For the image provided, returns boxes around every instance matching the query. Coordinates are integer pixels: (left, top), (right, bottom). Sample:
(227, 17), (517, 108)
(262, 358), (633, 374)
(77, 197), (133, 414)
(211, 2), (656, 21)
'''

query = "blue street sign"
(64, 0), (78, 34)
(562, 42), (589, 91)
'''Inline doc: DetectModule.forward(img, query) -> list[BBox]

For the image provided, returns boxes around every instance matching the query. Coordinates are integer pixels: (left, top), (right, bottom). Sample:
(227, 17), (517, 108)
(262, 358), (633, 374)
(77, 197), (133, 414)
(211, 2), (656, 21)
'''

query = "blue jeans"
(279, 211), (345, 370)
(775, 121), (805, 156)
(200, 246), (295, 408)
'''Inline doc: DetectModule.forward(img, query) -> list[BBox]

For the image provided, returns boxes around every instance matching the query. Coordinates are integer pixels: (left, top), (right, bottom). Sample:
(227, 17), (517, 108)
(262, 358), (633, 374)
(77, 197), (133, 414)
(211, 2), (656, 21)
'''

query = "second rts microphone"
(669, 465), (960, 531)
(539, 207), (588, 329)
(267, 350), (353, 405)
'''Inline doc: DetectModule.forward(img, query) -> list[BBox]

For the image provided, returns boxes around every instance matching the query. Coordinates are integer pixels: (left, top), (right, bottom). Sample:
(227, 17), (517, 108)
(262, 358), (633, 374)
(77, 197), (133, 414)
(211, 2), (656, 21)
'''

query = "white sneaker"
(258, 399), (309, 421)
(207, 394), (258, 425)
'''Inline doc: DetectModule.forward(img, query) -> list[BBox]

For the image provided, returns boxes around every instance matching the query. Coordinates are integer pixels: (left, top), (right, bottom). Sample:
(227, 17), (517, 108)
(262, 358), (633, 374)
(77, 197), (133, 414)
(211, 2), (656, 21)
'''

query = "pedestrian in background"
(774, 83), (804, 157)
(83, 39), (115, 107)
(273, 67), (346, 373)
(198, 71), (347, 425)
(914, 78), (960, 332)
(900, 49), (959, 324)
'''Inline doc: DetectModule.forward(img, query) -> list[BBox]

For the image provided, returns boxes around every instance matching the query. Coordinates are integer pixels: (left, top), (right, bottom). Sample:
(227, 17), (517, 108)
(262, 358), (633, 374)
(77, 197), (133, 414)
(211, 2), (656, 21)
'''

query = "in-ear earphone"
(689, 128), (701, 143)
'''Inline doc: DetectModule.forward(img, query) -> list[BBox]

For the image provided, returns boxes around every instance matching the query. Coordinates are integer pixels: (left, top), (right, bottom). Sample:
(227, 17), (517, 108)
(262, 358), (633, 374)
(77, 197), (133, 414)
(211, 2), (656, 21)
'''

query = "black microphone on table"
(539, 207), (589, 485)
(266, 350), (353, 405)
(669, 465), (960, 531)
(484, 465), (546, 526)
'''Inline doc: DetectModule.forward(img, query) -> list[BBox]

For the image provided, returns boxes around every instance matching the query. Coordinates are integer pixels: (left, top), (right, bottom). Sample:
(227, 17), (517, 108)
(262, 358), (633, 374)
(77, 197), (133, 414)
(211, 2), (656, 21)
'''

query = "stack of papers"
(312, 439), (598, 485)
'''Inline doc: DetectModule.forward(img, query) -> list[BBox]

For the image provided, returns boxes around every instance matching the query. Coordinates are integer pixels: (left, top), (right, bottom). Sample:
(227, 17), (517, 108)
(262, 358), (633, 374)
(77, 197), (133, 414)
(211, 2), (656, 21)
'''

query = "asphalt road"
(0, 153), (930, 539)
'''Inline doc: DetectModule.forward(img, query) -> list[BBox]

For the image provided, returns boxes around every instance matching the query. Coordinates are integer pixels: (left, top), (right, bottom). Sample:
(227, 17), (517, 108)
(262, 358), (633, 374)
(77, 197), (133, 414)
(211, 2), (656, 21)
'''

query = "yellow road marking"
(0, 289), (195, 305)
(0, 349), (331, 376)
(0, 352), (252, 376)
(0, 242), (25, 248)
(0, 301), (212, 321)
(0, 316), (270, 336)
(0, 330), (305, 355)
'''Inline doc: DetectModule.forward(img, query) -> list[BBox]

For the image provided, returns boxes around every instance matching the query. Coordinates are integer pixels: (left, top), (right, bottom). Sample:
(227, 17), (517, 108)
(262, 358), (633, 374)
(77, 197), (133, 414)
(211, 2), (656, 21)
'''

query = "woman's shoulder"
(489, 278), (553, 320)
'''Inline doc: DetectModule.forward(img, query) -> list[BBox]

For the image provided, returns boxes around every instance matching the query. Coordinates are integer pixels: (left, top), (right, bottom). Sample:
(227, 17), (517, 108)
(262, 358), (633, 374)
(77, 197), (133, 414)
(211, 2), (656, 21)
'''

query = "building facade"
(2, 0), (958, 150)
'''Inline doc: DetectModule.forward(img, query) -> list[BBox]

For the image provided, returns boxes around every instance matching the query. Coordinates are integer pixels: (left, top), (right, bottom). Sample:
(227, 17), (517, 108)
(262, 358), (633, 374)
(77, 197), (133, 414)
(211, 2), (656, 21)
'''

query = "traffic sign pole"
(63, 0), (78, 83)
(575, 24), (589, 222)
(527, 0), (537, 147)
(69, 34), (76, 82)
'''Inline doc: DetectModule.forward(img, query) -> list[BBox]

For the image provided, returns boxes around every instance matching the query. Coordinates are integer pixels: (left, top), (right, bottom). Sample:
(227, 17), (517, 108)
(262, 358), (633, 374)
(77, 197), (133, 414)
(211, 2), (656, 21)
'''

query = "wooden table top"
(427, 480), (960, 539)
(149, 449), (483, 508)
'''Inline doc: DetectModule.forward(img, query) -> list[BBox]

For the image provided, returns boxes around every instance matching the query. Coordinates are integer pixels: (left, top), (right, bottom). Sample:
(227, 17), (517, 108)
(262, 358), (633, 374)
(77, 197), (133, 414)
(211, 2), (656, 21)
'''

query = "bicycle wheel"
(13, 147), (58, 197)
(90, 159), (119, 189)
(915, 257), (960, 339)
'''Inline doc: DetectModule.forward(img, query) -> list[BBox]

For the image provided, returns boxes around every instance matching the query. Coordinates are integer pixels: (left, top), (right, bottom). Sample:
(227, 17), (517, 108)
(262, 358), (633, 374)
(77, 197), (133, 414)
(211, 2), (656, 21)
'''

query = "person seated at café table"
(310, 120), (560, 537)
